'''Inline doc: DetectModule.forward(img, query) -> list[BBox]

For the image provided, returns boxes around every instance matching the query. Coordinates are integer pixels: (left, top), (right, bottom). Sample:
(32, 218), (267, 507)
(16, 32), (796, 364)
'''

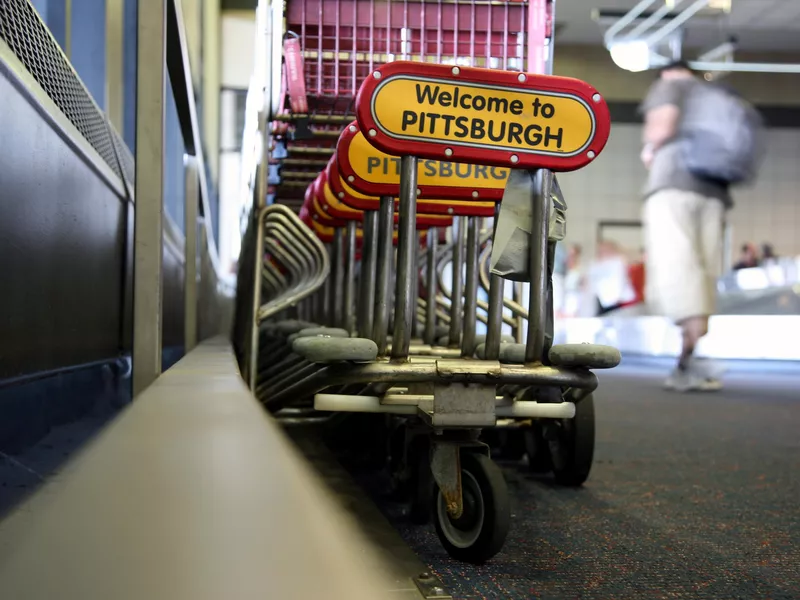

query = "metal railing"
(132, 0), (235, 395)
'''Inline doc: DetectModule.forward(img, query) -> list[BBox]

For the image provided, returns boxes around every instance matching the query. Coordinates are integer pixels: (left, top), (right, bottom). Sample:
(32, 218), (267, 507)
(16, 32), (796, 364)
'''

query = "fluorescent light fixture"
(609, 40), (652, 72)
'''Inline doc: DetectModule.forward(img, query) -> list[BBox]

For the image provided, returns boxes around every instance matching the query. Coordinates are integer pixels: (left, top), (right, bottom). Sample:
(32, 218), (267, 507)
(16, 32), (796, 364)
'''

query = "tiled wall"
(557, 124), (800, 263)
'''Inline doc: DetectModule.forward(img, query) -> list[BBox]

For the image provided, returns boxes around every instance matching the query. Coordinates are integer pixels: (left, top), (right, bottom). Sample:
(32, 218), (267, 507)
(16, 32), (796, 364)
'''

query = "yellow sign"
(371, 77), (595, 157)
(348, 130), (510, 189)
(323, 181), (363, 219)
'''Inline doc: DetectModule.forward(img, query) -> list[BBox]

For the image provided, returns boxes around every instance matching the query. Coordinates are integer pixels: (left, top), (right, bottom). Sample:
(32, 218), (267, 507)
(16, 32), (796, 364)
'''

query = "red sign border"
(355, 61), (610, 171)
(313, 167), (455, 229)
(328, 151), (496, 218)
(337, 121), (507, 201)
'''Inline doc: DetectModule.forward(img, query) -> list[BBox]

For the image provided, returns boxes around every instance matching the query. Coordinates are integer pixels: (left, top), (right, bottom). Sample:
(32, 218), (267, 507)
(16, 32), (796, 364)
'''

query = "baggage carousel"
(556, 284), (800, 361)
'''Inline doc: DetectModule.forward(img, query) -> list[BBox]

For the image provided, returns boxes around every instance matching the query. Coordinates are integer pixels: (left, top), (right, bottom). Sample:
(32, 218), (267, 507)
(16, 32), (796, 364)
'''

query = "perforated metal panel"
(112, 126), (136, 190)
(0, 0), (124, 182)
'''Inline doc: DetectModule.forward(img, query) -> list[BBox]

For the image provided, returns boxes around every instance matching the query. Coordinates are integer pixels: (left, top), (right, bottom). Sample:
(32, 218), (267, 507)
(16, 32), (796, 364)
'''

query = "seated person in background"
(561, 243), (585, 318)
(733, 243), (759, 270)
(590, 241), (636, 315)
(626, 250), (646, 307)
(760, 243), (777, 264)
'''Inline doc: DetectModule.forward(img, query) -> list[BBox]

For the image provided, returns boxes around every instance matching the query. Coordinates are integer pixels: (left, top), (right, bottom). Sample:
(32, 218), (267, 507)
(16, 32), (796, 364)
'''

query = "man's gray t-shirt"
(640, 78), (731, 207)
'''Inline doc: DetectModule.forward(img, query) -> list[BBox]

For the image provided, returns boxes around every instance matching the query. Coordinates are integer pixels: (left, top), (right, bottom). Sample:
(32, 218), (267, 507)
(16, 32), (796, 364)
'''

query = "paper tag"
(490, 170), (566, 281)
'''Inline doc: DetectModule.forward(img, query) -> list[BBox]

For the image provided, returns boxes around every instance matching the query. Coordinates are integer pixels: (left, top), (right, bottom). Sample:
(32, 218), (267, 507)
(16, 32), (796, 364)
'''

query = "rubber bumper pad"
(549, 343), (621, 369)
(292, 337), (379, 363)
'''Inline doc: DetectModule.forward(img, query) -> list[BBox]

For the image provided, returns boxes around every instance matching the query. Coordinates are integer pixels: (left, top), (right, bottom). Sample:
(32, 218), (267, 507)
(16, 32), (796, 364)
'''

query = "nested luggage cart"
(238, 0), (622, 564)
(274, 0), (532, 204)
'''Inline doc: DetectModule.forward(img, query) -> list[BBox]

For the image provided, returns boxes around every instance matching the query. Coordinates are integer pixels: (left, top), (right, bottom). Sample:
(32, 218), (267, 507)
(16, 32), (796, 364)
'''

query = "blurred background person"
(589, 240), (636, 316)
(761, 242), (777, 265)
(561, 243), (586, 318)
(733, 242), (759, 270)
(640, 60), (736, 392)
(626, 248), (647, 308)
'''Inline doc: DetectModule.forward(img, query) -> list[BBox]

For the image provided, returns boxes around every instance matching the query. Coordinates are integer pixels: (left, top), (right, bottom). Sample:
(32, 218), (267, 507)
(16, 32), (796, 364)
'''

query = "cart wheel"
(549, 393), (595, 486)
(433, 452), (510, 564)
(524, 424), (553, 473)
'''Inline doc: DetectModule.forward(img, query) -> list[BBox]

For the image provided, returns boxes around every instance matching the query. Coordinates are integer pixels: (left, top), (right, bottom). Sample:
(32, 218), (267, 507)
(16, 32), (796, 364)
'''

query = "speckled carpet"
(373, 359), (800, 599)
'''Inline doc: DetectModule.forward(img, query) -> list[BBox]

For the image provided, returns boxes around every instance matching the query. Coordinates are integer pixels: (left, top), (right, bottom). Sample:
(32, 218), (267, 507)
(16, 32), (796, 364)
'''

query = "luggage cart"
(242, 0), (621, 564)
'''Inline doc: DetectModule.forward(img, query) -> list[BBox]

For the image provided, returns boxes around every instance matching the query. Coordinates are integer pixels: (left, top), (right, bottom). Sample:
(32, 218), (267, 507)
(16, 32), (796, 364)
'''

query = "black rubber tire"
(549, 394), (595, 486)
(433, 452), (510, 564)
(524, 424), (554, 473)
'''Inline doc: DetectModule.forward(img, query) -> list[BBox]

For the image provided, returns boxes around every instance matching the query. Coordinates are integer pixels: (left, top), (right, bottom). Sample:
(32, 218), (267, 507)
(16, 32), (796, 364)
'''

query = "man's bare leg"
(678, 315), (709, 370)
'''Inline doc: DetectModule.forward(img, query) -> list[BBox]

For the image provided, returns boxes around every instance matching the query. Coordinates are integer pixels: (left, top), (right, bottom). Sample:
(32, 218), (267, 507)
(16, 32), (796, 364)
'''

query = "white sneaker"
(664, 366), (723, 392)
(687, 357), (727, 379)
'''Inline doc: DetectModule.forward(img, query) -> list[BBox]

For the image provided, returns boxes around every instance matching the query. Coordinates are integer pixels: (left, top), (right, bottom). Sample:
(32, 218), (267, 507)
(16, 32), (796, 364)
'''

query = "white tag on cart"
(490, 170), (566, 282)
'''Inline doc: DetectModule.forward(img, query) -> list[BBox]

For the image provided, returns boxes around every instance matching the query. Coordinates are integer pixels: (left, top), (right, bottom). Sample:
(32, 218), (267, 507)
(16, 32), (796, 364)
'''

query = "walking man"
(640, 61), (730, 391)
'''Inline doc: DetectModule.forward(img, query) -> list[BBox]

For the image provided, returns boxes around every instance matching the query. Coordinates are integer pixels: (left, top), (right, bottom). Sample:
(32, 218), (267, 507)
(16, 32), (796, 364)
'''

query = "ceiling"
(554, 0), (800, 52)
(221, 0), (800, 53)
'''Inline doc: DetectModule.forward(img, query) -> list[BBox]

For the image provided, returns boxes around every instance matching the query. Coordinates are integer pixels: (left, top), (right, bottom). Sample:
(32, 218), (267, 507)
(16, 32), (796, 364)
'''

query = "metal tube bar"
(688, 61), (800, 73)
(184, 156), (198, 353)
(697, 41), (736, 62)
(512, 281), (524, 343)
(391, 156), (418, 360)
(460, 218), (479, 357)
(547, 0), (557, 74)
(255, 111), (270, 207)
(373, 197), (395, 354)
(278, 158), (331, 167)
(287, 147), (335, 156)
(331, 228), (345, 328)
(343, 220), (357, 334)
(447, 217), (466, 347)
(527, 0), (547, 75)
(315, 395), (577, 420)
(105, 0), (124, 132)
(424, 227), (438, 345)
(603, 0), (657, 46)
(525, 170), (552, 364)
(321, 244), (332, 325)
(644, 0), (709, 47)
(622, 0), (677, 41)
(410, 232), (420, 340)
(358, 210), (379, 338)
(133, 0), (166, 397)
(249, 212), (266, 388)
(484, 207), (505, 360)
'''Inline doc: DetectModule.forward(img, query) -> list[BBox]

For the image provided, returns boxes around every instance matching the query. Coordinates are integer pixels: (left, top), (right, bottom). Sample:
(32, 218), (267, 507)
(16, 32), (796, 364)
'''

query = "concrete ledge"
(0, 338), (398, 600)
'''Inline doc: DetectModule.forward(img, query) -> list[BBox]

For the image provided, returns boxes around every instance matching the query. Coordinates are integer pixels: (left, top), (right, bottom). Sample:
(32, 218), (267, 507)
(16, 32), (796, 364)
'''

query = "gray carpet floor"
(383, 360), (800, 599)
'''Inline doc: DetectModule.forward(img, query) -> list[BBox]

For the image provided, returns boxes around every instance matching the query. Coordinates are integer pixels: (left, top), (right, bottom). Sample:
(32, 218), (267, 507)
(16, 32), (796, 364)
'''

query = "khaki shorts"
(643, 189), (724, 323)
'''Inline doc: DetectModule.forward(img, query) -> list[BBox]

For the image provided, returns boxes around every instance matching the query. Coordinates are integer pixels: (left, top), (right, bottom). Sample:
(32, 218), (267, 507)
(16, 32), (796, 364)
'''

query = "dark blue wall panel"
(30, 0), (68, 52)
(69, 0), (107, 110)
(123, 0), (137, 151)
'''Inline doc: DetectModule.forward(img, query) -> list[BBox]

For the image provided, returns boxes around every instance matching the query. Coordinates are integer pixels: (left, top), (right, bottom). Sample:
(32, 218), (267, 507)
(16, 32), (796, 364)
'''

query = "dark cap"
(658, 59), (692, 76)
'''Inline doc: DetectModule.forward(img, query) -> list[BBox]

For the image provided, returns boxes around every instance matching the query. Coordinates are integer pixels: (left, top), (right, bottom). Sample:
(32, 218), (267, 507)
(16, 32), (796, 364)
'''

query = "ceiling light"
(609, 40), (652, 72)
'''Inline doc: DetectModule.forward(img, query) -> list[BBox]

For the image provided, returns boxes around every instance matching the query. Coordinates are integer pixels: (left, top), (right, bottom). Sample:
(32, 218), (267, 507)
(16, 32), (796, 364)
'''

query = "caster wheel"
(549, 393), (595, 486)
(433, 452), (510, 564)
(524, 424), (553, 473)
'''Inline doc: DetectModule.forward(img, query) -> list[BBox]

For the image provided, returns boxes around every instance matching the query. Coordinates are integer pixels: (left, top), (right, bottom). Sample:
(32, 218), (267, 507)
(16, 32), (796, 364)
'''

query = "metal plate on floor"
(414, 572), (453, 599)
